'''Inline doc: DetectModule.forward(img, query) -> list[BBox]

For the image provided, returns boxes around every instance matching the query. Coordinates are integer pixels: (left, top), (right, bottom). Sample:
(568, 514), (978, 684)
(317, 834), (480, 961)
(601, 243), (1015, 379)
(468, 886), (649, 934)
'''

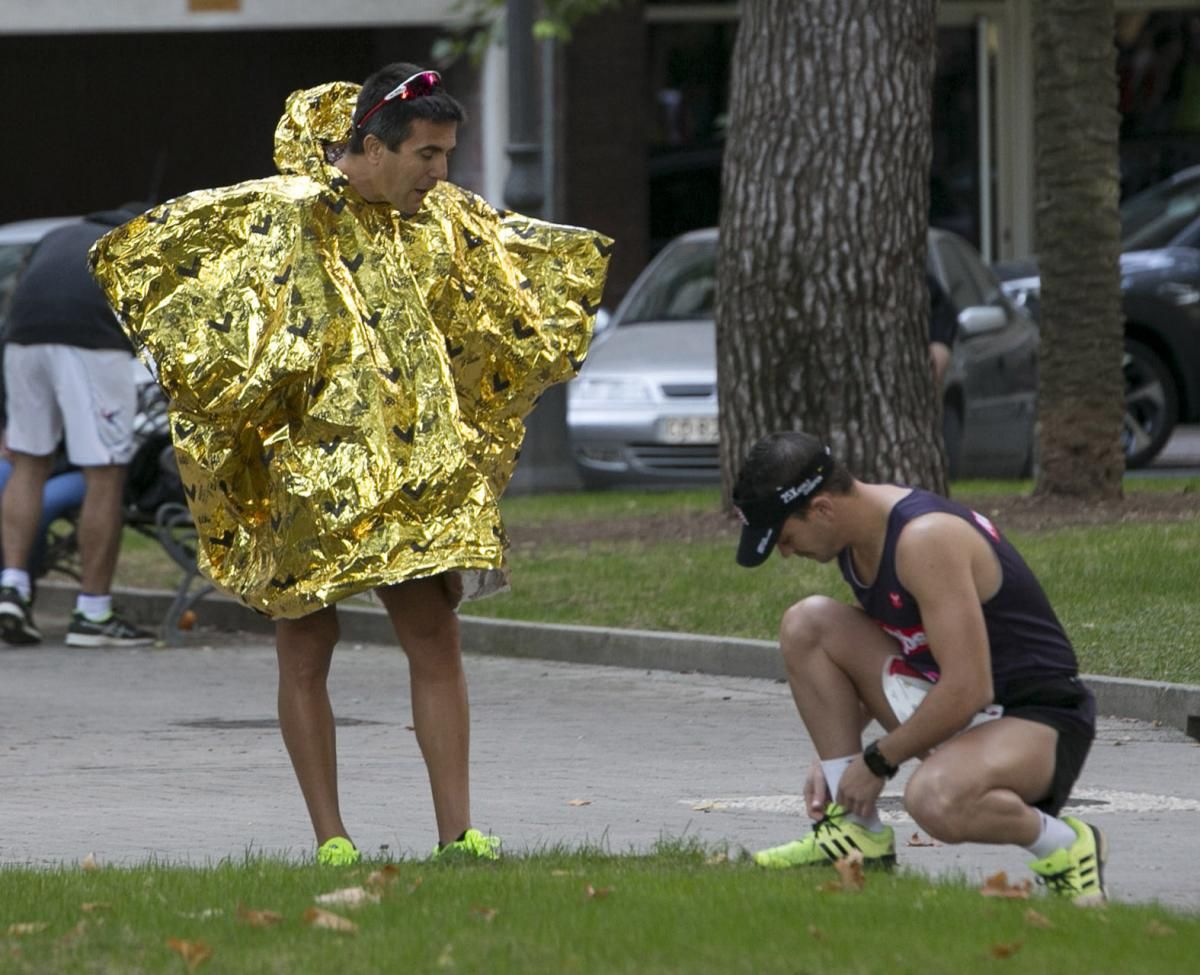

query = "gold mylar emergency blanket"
(90, 82), (611, 619)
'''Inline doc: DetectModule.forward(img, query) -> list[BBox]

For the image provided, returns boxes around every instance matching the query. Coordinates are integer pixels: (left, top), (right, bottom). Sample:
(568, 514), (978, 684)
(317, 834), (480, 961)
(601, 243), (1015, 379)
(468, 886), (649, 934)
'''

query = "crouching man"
(732, 431), (1105, 904)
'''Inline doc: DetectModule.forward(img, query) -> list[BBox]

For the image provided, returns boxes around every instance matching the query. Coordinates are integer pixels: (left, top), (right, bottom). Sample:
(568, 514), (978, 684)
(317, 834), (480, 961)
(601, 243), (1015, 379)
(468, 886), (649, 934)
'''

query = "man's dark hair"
(733, 431), (853, 513)
(348, 62), (467, 153)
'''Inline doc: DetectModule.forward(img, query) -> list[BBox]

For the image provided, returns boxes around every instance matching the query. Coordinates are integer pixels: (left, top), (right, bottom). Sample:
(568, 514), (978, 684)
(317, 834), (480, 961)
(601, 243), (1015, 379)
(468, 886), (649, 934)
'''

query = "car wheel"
(1122, 339), (1179, 469)
(942, 398), (963, 480)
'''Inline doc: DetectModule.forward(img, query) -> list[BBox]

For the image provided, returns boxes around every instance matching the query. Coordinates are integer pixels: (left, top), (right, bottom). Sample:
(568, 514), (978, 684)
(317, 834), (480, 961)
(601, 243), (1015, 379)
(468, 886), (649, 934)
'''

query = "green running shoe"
(1029, 816), (1107, 906)
(432, 828), (501, 862)
(316, 836), (361, 866)
(753, 803), (896, 869)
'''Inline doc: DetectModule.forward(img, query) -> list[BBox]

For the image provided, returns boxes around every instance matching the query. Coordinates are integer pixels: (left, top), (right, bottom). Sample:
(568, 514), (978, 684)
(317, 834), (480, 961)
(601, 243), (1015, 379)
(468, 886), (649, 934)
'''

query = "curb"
(38, 582), (1200, 740)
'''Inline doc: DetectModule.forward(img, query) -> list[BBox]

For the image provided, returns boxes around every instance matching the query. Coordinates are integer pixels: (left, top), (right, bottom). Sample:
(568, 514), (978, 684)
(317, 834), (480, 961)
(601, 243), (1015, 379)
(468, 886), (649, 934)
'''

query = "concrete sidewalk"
(3, 613), (1200, 910)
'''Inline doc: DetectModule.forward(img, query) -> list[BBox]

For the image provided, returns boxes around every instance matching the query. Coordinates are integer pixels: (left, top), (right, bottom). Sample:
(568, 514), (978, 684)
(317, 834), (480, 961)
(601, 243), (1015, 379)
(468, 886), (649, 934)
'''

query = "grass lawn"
(2, 846), (1197, 974)
(107, 479), (1200, 685)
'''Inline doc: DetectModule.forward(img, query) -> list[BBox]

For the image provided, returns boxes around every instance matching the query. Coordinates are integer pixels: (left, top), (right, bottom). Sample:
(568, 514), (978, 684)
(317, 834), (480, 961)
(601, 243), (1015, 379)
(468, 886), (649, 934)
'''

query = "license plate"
(660, 416), (718, 444)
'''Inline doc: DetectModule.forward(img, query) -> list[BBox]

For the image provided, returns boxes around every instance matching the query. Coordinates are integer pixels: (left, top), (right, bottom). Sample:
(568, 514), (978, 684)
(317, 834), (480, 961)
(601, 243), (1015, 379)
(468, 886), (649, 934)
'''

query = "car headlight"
(569, 376), (653, 402)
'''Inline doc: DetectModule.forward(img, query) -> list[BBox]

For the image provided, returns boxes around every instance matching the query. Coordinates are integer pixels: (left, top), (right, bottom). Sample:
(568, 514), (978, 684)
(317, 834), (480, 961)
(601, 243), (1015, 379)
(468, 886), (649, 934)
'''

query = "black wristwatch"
(863, 740), (899, 780)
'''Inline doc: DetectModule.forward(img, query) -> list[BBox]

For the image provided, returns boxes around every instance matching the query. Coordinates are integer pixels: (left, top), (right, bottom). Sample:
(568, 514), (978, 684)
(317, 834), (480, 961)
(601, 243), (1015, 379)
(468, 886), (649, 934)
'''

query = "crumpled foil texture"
(90, 82), (612, 619)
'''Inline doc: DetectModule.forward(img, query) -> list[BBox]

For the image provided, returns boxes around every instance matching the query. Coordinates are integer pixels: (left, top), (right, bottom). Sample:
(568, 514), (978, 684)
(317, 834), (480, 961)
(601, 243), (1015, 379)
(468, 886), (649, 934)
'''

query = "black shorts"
(1007, 696), (1096, 816)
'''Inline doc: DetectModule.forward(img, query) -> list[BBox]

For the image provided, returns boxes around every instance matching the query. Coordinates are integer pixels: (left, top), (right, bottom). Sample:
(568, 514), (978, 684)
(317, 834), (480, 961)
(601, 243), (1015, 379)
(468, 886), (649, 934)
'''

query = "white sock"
(819, 755), (885, 833)
(1025, 811), (1077, 859)
(76, 593), (113, 622)
(1, 569), (32, 601)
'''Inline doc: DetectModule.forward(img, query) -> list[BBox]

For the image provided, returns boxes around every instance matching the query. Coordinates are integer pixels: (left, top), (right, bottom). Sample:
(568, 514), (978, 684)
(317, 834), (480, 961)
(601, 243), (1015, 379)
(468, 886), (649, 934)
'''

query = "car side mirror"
(957, 305), (1007, 337)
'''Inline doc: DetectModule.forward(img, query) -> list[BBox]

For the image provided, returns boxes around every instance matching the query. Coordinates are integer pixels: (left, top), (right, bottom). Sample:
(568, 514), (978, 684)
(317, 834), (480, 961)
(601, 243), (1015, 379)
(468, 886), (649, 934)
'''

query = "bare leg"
(376, 577), (470, 845)
(778, 595), (901, 757)
(1, 452), (54, 571)
(275, 605), (349, 845)
(76, 465), (126, 594)
(904, 717), (1055, 847)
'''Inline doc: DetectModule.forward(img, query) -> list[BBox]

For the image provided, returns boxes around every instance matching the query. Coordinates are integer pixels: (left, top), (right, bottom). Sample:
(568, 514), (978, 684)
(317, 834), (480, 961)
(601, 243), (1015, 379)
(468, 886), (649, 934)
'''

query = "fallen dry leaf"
(61, 920), (88, 944)
(980, 872), (1032, 899)
(80, 902), (111, 913)
(177, 609), (197, 630)
(989, 941), (1023, 960)
(906, 832), (940, 847)
(166, 937), (213, 972)
(81, 853), (99, 872)
(314, 886), (380, 909)
(704, 851), (729, 866)
(177, 909), (222, 920)
(585, 884), (614, 899)
(550, 869), (573, 877)
(237, 905), (284, 928)
(808, 924), (825, 941)
(1146, 920), (1175, 937)
(1024, 909), (1054, 929)
(567, 799), (592, 807)
(691, 801), (726, 812)
(6, 923), (48, 936)
(436, 943), (455, 969)
(303, 907), (358, 934)
(470, 905), (498, 922)
(829, 851), (866, 892)
(365, 864), (401, 890)
(407, 876), (424, 895)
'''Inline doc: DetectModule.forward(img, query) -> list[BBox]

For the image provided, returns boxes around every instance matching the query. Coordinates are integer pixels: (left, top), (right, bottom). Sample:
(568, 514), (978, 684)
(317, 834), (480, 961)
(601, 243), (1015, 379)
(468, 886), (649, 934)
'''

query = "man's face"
(775, 505), (839, 563)
(367, 118), (458, 215)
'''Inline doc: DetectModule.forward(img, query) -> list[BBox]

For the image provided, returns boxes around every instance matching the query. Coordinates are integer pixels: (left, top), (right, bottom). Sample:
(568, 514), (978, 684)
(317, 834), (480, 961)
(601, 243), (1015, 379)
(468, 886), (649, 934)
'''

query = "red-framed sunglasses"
(355, 70), (443, 129)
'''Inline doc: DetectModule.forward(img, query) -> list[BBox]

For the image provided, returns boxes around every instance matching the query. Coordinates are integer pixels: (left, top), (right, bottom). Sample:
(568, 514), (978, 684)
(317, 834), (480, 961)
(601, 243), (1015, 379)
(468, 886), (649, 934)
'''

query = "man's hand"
(835, 755), (886, 819)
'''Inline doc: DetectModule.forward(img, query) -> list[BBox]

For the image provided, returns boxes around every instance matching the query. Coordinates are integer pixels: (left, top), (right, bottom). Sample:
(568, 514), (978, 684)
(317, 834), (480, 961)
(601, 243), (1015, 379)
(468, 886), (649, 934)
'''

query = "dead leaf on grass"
(365, 864), (401, 891)
(567, 799), (592, 807)
(980, 872), (1032, 899)
(407, 876), (424, 895)
(585, 884), (614, 899)
(906, 832), (940, 847)
(80, 902), (111, 913)
(1024, 909), (1054, 929)
(704, 851), (729, 866)
(61, 920), (88, 944)
(470, 905), (498, 922)
(81, 853), (100, 872)
(988, 941), (1023, 959)
(437, 943), (455, 969)
(302, 907), (358, 934)
(166, 937), (213, 972)
(1146, 920), (1175, 937)
(6, 923), (48, 936)
(237, 905), (284, 928)
(819, 851), (866, 893)
(314, 886), (380, 909)
(808, 924), (825, 941)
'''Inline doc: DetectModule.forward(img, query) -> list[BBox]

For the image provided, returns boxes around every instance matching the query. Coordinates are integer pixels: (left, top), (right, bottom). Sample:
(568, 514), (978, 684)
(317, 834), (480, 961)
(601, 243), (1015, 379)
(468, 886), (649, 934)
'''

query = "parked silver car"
(567, 227), (1039, 487)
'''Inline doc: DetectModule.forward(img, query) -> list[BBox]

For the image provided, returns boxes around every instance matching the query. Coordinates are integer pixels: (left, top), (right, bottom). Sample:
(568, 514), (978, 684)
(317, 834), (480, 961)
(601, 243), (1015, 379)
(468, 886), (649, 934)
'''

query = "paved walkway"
(3, 630), (1198, 910)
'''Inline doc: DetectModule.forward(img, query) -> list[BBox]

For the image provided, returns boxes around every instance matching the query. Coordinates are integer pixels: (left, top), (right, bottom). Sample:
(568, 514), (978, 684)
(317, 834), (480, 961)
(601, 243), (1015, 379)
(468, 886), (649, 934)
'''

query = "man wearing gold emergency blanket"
(90, 63), (612, 866)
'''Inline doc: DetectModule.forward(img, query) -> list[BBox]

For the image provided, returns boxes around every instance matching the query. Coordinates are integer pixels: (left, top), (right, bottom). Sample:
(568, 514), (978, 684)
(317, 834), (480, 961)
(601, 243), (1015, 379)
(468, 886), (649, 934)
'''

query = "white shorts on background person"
(3, 344), (136, 466)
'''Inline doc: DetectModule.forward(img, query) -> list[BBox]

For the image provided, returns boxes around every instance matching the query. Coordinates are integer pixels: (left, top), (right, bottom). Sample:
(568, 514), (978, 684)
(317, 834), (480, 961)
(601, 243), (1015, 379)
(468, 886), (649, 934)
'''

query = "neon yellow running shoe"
(316, 836), (361, 866)
(1029, 816), (1107, 906)
(753, 803), (896, 869)
(432, 828), (501, 862)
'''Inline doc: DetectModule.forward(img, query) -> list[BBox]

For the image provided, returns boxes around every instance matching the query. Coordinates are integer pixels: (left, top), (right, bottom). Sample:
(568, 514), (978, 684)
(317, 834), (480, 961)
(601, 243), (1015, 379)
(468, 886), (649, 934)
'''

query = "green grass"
(105, 479), (1200, 684)
(1, 846), (1196, 974)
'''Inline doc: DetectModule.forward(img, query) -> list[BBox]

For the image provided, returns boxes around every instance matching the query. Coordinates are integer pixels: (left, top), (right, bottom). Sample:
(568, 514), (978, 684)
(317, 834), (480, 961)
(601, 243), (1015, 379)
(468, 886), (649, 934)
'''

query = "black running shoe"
(0, 586), (42, 645)
(65, 610), (155, 647)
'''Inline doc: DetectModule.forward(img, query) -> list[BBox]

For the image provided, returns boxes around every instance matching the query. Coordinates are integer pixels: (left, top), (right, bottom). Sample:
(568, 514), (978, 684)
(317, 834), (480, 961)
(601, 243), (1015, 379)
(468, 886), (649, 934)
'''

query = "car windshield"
(618, 239), (716, 324)
(1121, 173), (1200, 251)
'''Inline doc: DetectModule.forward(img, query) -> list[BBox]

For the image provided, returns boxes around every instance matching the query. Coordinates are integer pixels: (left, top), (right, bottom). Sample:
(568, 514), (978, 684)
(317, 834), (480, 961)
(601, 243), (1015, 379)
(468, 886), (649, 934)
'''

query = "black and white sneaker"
(0, 585), (42, 645)
(65, 610), (155, 648)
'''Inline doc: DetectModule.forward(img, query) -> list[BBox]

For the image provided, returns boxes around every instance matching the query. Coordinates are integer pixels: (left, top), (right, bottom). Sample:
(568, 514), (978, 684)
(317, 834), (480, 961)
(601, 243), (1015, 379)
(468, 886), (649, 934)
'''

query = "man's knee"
(904, 764), (973, 844)
(778, 595), (842, 665)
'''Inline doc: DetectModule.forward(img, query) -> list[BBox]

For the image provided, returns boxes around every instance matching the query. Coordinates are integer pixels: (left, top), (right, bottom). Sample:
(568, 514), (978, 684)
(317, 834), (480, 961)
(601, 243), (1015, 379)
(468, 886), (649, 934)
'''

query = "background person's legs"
(1, 452), (55, 578)
(275, 605), (349, 846)
(76, 464), (127, 597)
(376, 577), (471, 846)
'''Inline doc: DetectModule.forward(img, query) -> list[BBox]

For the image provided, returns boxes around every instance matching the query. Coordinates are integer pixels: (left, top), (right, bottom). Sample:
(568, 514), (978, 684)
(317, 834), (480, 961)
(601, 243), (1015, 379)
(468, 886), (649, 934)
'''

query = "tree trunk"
(1033, 0), (1124, 499)
(716, 0), (942, 498)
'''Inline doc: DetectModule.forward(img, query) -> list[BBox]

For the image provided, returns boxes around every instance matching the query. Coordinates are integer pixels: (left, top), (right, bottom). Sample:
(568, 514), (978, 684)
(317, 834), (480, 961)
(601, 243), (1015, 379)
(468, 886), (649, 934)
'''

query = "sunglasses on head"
(355, 70), (443, 129)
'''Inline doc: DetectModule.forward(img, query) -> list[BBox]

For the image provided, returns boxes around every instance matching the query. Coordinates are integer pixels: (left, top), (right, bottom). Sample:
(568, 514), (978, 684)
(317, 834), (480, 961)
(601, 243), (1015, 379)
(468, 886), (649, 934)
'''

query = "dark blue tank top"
(837, 489), (1082, 707)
